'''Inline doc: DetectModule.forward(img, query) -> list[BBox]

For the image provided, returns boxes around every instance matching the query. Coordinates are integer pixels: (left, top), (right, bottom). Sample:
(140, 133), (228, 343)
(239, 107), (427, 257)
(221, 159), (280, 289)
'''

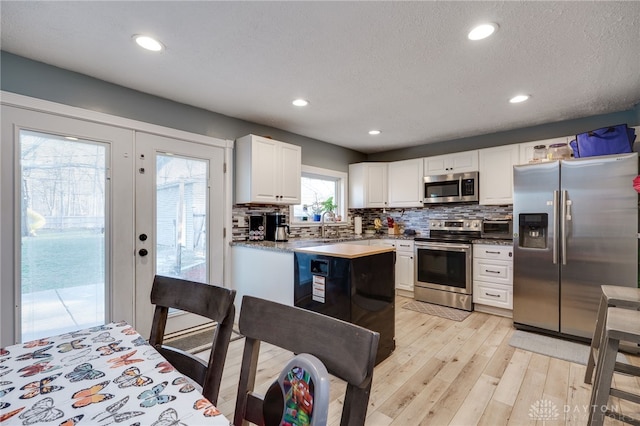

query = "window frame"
(290, 165), (348, 226)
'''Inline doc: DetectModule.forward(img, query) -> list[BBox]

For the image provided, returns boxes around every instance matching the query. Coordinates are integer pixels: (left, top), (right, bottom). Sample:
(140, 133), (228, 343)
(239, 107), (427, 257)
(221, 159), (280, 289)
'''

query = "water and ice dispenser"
(519, 213), (548, 249)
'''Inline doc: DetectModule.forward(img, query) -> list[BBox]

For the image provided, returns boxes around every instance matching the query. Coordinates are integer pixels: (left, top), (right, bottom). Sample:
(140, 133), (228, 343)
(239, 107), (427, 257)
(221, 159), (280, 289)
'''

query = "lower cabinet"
(473, 243), (513, 317)
(394, 241), (414, 295)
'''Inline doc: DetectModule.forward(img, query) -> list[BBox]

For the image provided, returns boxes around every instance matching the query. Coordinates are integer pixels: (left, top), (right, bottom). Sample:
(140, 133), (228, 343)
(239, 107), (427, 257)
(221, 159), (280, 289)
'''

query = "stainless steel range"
(414, 219), (481, 311)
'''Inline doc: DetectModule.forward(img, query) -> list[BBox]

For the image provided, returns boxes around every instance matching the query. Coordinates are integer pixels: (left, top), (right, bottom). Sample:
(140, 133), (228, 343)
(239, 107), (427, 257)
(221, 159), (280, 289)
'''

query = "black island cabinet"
(294, 243), (395, 364)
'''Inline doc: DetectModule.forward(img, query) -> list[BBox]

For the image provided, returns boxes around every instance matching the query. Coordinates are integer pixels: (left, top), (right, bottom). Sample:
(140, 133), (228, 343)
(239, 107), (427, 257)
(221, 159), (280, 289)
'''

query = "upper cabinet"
(518, 136), (574, 165)
(479, 144), (519, 205)
(349, 162), (388, 208)
(387, 158), (424, 207)
(235, 134), (301, 205)
(424, 150), (478, 175)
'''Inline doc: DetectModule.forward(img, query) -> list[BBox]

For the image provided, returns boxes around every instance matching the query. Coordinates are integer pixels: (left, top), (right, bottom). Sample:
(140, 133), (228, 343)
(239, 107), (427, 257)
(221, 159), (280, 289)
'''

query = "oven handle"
(415, 242), (471, 252)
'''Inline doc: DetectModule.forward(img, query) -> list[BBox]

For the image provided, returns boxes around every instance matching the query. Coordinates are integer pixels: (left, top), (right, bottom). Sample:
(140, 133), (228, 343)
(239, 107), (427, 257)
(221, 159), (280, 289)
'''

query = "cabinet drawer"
(473, 259), (512, 284)
(474, 282), (512, 309)
(473, 244), (513, 261)
(395, 240), (414, 252)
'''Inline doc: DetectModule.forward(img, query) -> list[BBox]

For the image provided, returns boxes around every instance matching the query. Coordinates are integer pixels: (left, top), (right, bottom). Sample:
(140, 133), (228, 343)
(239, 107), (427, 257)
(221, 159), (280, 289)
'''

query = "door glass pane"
(20, 130), (107, 341)
(156, 154), (207, 284)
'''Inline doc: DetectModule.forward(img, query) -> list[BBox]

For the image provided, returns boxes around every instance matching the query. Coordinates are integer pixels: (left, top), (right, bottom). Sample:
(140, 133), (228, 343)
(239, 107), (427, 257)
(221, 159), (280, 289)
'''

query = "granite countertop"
(231, 234), (514, 253)
(230, 234), (413, 253)
(472, 239), (513, 246)
(294, 243), (395, 259)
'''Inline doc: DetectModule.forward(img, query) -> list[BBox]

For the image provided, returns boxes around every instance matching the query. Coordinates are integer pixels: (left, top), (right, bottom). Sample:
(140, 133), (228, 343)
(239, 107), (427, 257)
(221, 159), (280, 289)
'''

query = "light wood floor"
(200, 295), (640, 425)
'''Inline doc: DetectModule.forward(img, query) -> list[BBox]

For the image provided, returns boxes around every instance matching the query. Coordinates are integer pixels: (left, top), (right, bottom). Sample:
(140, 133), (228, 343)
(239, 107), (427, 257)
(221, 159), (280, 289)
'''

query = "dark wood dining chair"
(233, 295), (380, 426)
(149, 275), (236, 405)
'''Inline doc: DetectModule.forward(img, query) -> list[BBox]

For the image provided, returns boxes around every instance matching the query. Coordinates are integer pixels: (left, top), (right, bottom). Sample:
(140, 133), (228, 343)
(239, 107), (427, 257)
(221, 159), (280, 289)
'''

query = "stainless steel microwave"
(423, 171), (479, 204)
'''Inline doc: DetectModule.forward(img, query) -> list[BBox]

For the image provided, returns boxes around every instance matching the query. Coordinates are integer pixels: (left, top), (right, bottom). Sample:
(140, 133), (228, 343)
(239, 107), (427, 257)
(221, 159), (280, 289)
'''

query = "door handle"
(138, 248), (148, 257)
(561, 190), (568, 265)
(552, 190), (558, 265)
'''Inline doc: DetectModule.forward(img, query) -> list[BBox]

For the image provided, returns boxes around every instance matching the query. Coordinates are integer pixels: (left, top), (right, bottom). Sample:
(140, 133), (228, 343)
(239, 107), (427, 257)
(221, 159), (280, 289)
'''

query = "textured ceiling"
(2, 1), (639, 154)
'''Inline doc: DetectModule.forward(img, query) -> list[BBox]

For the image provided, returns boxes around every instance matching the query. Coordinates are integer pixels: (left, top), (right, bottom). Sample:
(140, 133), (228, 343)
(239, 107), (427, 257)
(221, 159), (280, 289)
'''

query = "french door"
(1, 101), (227, 346)
(1, 105), (133, 346)
(134, 132), (225, 338)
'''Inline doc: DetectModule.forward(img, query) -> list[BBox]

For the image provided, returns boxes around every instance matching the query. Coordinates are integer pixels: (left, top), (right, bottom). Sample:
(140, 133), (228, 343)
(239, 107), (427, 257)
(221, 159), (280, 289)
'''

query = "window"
(290, 165), (348, 224)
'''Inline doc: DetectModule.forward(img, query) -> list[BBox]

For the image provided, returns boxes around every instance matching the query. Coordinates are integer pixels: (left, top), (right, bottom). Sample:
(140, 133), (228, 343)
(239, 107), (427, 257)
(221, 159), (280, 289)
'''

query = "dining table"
(0, 321), (230, 425)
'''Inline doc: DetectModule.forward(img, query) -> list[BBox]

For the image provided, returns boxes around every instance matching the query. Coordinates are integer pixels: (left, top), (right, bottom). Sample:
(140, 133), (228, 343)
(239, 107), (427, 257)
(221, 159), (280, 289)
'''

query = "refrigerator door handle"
(553, 190), (559, 264)
(561, 190), (568, 265)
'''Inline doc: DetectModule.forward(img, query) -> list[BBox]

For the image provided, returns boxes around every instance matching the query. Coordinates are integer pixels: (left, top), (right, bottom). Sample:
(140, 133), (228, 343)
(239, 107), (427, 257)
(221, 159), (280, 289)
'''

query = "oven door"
(415, 241), (472, 294)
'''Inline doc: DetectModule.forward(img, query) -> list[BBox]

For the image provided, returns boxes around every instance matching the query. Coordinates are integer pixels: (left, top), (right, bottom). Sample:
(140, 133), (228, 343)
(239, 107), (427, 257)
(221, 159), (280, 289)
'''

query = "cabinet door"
(395, 251), (414, 292)
(479, 145), (519, 205)
(424, 154), (451, 175)
(450, 151), (479, 172)
(278, 142), (301, 204)
(366, 163), (388, 208)
(388, 158), (423, 207)
(250, 136), (279, 203)
(424, 151), (478, 174)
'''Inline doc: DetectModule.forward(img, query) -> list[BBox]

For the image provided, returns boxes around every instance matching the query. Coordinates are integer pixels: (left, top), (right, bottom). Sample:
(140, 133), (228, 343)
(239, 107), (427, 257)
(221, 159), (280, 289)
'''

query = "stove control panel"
(431, 219), (481, 232)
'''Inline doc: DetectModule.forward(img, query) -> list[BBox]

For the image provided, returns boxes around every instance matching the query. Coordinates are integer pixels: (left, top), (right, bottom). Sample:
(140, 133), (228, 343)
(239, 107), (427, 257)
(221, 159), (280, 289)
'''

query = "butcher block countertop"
(294, 243), (395, 259)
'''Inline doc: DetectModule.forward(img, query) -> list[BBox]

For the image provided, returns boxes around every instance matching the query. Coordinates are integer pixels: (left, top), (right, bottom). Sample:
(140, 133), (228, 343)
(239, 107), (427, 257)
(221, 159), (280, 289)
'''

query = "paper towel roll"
(354, 216), (362, 235)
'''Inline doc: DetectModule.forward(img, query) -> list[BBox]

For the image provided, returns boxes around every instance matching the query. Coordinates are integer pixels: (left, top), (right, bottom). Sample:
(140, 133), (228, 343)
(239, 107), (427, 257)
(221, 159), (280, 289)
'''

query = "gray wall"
(369, 105), (640, 162)
(0, 52), (366, 172)
(2, 51), (638, 166)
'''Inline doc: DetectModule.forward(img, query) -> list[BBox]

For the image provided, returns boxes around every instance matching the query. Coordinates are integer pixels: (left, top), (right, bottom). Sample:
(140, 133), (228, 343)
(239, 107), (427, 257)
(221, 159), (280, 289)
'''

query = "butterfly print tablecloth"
(0, 322), (230, 425)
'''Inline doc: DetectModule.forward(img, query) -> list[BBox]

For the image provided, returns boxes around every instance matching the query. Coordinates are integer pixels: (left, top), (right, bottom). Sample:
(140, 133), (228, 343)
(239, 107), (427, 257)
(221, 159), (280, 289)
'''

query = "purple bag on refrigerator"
(569, 124), (636, 158)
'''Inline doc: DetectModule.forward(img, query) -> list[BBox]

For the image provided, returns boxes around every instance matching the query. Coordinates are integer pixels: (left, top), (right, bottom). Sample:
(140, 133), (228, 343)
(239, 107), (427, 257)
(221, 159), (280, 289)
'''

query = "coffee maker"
(265, 213), (290, 242)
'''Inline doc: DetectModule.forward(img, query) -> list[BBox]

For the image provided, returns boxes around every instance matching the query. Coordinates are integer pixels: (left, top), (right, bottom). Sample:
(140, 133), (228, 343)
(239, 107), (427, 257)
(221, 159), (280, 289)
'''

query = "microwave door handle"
(552, 190), (558, 265)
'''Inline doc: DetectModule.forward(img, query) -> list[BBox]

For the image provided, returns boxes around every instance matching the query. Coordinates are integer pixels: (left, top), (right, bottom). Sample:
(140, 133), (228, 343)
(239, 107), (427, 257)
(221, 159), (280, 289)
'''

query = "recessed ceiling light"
(369, 130), (381, 135)
(468, 23), (498, 41)
(509, 94), (531, 103)
(292, 99), (309, 107)
(133, 35), (164, 52)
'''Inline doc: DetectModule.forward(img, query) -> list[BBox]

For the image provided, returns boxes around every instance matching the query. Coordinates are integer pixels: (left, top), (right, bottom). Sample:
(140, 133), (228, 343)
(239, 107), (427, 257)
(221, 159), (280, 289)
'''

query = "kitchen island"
(293, 243), (396, 364)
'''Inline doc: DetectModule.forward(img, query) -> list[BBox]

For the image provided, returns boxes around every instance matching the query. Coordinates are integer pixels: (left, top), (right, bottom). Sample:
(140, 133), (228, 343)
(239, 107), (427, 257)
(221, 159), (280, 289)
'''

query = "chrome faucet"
(321, 211), (335, 238)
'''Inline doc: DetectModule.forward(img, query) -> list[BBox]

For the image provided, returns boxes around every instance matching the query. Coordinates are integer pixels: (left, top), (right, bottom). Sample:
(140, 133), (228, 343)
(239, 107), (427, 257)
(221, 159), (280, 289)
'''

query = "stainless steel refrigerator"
(513, 153), (638, 339)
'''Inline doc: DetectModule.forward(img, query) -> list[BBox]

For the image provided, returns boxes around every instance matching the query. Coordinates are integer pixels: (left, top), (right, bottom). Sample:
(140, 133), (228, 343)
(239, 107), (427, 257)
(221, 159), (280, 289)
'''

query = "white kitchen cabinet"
(479, 144), (519, 205)
(348, 162), (388, 208)
(394, 240), (414, 295)
(235, 134), (301, 205)
(369, 239), (414, 295)
(387, 158), (423, 207)
(423, 150), (478, 175)
(473, 244), (513, 316)
(518, 136), (573, 165)
(369, 239), (396, 248)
